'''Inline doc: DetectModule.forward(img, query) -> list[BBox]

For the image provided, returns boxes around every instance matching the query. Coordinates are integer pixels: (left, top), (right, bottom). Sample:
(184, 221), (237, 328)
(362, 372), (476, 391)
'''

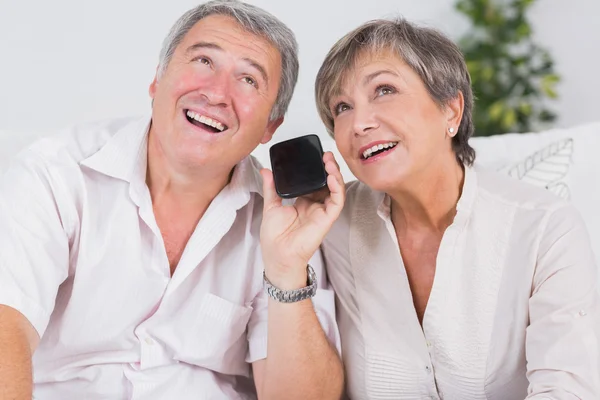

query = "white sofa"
(1, 122), (599, 271)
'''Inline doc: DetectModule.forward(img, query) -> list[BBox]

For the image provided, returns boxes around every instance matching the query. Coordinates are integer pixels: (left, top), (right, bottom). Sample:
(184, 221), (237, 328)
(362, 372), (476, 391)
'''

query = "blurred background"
(0, 0), (598, 145)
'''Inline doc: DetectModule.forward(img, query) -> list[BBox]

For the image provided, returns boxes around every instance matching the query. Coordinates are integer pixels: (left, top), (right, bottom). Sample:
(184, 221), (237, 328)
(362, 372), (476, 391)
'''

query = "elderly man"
(0, 1), (344, 399)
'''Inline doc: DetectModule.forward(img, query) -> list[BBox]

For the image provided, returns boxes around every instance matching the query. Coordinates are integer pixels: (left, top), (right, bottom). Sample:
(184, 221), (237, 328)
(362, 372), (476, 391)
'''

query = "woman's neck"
(389, 158), (465, 236)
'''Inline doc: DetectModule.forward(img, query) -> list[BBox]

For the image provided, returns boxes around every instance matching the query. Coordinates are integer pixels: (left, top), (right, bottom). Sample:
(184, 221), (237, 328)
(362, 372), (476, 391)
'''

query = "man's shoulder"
(22, 116), (146, 167)
(0, 117), (148, 225)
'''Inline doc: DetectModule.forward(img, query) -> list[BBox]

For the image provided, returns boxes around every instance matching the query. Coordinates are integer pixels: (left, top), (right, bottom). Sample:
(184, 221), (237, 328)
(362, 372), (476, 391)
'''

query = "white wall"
(0, 0), (598, 151)
(529, 0), (600, 128)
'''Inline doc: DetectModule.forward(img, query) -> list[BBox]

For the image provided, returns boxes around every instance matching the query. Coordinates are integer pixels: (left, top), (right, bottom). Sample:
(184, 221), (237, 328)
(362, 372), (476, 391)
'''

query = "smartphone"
(269, 134), (328, 199)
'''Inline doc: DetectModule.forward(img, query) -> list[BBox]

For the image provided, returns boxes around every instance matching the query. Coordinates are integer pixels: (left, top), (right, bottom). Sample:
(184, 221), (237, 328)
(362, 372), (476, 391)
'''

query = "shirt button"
(425, 366), (431, 373)
(579, 310), (587, 317)
(144, 337), (155, 345)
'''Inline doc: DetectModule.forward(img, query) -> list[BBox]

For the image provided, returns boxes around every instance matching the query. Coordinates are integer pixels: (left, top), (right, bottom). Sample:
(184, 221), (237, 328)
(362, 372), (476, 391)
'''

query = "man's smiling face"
(148, 14), (283, 172)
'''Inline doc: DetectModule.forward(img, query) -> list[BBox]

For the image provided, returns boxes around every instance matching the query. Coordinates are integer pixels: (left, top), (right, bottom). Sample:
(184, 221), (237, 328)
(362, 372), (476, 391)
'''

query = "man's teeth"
(362, 142), (398, 159)
(186, 110), (226, 132)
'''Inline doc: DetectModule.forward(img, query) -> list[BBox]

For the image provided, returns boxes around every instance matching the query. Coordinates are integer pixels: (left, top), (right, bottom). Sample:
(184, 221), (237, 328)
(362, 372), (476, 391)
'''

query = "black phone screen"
(269, 134), (327, 199)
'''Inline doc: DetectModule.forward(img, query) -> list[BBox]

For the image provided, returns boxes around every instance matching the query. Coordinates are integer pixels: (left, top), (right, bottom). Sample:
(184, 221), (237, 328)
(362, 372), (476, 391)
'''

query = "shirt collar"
(225, 155), (264, 201)
(453, 164), (477, 228)
(79, 116), (150, 184)
(80, 115), (263, 206)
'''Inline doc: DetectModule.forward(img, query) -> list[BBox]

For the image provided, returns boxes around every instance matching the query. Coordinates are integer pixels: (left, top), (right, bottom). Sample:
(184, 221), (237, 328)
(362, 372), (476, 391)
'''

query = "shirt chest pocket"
(178, 293), (253, 375)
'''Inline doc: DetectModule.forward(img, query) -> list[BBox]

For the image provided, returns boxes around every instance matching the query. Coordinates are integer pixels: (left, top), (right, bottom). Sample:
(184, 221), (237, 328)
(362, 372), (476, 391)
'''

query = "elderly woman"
(313, 18), (600, 399)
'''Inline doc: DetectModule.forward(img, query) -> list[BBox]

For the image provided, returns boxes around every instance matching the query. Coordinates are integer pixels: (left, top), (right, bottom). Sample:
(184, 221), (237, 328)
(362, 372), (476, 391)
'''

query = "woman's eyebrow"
(363, 69), (398, 85)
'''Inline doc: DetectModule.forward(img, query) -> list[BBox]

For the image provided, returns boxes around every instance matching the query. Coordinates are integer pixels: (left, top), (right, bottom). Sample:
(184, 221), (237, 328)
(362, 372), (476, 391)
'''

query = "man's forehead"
(180, 15), (277, 58)
(186, 14), (246, 37)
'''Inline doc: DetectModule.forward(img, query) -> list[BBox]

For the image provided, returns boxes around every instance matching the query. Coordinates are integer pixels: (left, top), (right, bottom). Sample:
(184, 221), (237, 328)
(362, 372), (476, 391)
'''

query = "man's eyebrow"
(185, 41), (223, 54)
(185, 42), (270, 88)
(242, 57), (269, 88)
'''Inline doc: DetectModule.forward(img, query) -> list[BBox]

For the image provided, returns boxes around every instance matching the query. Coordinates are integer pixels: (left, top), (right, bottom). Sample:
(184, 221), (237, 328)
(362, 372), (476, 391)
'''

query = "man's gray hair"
(158, 0), (299, 121)
(315, 18), (476, 166)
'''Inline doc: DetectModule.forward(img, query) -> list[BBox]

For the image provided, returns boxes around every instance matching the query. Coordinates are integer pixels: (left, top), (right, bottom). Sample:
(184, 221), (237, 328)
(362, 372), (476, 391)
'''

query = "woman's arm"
(526, 204), (600, 399)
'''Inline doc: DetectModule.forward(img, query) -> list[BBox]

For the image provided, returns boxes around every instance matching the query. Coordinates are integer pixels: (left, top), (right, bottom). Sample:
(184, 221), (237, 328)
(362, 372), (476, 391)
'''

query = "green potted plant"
(456, 0), (560, 136)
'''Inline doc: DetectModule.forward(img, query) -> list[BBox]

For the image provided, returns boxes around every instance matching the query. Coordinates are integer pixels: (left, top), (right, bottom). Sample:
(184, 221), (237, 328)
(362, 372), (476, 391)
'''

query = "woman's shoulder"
(344, 180), (384, 209)
(324, 180), (382, 246)
(473, 164), (569, 213)
(330, 180), (374, 227)
(344, 179), (366, 195)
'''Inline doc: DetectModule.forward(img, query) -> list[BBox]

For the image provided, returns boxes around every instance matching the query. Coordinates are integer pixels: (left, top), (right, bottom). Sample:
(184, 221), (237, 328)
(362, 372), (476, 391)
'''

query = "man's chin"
(178, 145), (246, 172)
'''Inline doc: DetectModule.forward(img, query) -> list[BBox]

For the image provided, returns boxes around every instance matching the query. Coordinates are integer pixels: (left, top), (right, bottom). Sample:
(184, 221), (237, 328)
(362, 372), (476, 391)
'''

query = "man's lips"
(184, 109), (229, 133)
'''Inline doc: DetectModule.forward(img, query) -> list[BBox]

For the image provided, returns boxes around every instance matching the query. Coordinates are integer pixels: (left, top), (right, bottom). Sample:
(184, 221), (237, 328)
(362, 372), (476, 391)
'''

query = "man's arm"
(253, 152), (345, 399)
(253, 298), (343, 400)
(252, 269), (343, 400)
(0, 151), (71, 399)
(0, 305), (39, 400)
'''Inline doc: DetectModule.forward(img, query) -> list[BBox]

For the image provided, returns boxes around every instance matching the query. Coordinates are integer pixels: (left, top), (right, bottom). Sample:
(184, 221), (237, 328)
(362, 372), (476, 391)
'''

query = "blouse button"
(579, 310), (587, 317)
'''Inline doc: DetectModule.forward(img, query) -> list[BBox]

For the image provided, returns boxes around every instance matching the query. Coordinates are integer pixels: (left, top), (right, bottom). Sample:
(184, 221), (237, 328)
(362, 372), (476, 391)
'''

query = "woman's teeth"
(362, 142), (398, 159)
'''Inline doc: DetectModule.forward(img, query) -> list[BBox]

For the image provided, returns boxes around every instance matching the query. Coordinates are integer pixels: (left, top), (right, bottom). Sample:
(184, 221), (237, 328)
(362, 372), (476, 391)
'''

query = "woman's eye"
(196, 57), (211, 66)
(376, 85), (395, 96)
(243, 76), (257, 88)
(334, 103), (350, 115)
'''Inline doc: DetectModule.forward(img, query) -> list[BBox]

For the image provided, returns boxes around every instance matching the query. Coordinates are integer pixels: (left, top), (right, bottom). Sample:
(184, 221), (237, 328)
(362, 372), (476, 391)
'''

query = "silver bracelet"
(263, 265), (317, 303)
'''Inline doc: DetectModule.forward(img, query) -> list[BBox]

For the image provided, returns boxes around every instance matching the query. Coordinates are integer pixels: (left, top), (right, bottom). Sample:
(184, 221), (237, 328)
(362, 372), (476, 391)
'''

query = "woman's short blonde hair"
(315, 18), (476, 166)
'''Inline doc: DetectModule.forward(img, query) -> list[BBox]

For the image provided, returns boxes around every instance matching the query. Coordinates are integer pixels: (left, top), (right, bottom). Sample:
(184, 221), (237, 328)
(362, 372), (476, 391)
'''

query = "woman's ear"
(445, 91), (464, 137)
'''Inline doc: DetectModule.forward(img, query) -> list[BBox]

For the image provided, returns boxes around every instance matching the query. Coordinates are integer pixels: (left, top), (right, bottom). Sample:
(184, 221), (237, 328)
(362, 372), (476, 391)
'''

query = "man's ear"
(445, 91), (464, 137)
(260, 116), (284, 144)
(149, 66), (160, 99)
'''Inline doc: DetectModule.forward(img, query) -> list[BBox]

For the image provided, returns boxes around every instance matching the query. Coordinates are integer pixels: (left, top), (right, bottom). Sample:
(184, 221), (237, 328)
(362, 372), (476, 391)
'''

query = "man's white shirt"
(0, 117), (340, 399)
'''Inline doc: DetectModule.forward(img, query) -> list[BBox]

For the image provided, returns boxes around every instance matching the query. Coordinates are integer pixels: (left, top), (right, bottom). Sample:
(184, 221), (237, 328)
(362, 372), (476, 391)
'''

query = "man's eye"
(243, 76), (257, 88)
(334, 103), (350, 115)
(196, 57), (211, 66)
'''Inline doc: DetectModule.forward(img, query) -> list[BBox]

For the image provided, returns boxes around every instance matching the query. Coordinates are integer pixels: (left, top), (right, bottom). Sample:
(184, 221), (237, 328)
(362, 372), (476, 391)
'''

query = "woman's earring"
(448, 127), (455, 134)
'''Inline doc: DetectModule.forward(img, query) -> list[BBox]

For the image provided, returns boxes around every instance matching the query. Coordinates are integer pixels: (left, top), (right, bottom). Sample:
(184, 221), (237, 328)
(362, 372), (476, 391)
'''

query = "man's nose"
(201, 71), (232, 108)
